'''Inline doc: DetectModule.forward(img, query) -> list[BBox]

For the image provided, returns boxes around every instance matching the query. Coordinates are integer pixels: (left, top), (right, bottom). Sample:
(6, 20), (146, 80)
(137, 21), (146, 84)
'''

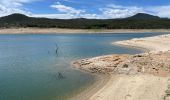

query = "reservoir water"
(0, 33), (165, 100)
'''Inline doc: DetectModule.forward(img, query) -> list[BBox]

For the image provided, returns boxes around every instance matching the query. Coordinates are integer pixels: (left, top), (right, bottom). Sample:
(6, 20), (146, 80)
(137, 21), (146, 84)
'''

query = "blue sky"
(0, 0), (170, 19)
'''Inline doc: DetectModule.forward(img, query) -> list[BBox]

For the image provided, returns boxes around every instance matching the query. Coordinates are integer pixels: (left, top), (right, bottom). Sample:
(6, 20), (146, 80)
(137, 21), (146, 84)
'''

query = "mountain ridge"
(0, 13), (163, 20)
(0, 13), (170, 29)
(126, 13), (161, 20)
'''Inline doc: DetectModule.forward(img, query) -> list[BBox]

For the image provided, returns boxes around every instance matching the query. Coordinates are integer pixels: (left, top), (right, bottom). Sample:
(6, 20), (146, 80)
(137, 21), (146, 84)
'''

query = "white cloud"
(0, 5), (31, 17)
(80, 14), (101, 19)
(1, 0), (170, 19)
(147, 6), (170, 18)
(99, 4), (144, 19)
(48, 3), (145, 19)
(32, 13), (77, 19)
(50, 2), (85, 15)
(0, 0), (40, 17)
(31, 13), (103, 19)
(48, 3), (147, 19)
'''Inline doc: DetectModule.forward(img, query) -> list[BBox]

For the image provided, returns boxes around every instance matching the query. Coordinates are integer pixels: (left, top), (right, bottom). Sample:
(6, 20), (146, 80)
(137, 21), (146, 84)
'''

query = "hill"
(127, 13), (160, 20)
(0, 13), (170, 29)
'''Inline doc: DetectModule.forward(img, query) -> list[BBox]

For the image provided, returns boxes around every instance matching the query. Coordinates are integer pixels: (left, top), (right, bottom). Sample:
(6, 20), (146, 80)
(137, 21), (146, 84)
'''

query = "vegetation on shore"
(164, 79), (170, 100)
(1, 13), (170, 29)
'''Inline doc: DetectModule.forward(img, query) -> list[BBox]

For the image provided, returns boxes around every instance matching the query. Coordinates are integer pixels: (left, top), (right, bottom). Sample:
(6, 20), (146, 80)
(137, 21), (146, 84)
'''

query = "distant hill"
(0, 13), (170, 29)
(127, 13), (160, 20)
(0, 13), (29, 22)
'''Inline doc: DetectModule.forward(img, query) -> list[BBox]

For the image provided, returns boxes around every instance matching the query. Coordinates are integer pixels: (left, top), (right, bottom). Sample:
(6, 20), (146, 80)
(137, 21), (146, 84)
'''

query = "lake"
(0, 33), (165, 100)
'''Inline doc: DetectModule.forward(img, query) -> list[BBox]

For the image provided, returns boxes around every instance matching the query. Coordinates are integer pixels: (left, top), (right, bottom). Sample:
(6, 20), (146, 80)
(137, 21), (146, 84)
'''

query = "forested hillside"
(0, 13), (170, 29)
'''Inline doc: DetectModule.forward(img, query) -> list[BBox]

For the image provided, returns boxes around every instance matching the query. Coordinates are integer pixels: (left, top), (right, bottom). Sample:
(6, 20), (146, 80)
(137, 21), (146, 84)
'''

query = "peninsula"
(72, 34), (170, 100)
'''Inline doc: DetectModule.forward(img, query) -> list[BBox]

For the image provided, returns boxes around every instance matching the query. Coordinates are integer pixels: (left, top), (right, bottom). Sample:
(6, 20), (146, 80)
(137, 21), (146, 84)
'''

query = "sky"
(0, 0), (170, 19)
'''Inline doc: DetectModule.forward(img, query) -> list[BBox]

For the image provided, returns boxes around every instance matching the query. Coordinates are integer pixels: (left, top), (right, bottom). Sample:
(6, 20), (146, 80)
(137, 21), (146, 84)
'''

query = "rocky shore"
(73, 51), (170, 76)
(72, 34), (170, 100)
(72, 54), (129, 74)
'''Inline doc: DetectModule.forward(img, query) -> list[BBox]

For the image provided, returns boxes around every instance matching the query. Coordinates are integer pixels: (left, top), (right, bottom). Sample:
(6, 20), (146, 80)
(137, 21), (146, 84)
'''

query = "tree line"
(0, 13), (170, 29)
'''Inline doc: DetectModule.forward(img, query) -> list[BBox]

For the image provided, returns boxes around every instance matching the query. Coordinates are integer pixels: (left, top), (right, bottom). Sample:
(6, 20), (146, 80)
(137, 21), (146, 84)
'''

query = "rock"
(122, 64), (129, 68)
(72, 52), (170, 76)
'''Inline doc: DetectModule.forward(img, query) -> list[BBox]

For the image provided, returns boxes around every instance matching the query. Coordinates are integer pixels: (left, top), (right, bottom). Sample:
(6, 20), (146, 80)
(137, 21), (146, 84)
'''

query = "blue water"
(0, 33), (166, 100)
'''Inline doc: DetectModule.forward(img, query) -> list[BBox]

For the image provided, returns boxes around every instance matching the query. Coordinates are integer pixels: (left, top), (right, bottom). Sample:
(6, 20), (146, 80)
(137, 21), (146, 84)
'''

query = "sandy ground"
(90, 74), (168, 100)
(72, 34), (170, 100)
(115, 34), (170, 52)
(1, 28), (170, 34)
(71, 74), (111, 100)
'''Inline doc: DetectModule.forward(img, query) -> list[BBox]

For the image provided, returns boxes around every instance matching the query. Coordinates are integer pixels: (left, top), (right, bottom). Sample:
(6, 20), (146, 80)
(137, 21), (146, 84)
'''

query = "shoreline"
(115, 34), (170, 52)
(71, 74), (111, 100)
(72, 34), (170, 100)
(70, 61), (112, 100)
(113, 42), (150, 53)
(1, 28), (170, 34)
